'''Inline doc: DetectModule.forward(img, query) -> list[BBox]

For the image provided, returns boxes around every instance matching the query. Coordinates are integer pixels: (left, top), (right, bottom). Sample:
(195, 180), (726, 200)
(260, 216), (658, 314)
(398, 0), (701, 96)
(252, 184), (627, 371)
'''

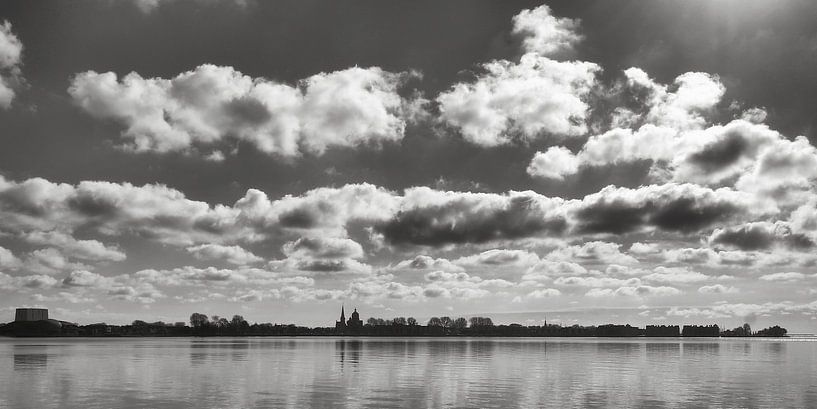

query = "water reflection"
(337, 339), (361, 369)
(0, 337), (813, 408)
(13, 353), (47, 371)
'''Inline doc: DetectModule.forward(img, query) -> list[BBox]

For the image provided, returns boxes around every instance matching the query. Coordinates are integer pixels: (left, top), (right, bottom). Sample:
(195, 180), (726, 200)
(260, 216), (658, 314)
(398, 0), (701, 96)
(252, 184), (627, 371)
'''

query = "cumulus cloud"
(62, 270), (114, 288)
(511, 5), (582, 56)
(758, 272), (807, 282)
(585, 285), (681, 297)
(24, 248), (88, 274)
(527, 146), (580, 180)
(282, 237), (364, 260)
(554, 275), (641, 289)
(69, 64), (421, 156)
(107, 283), (163, 304)
(0, 176), (259, 246)
(0, 21), (23, 109)
(392, 255), (464, 273)
(667, 301), (817, 320)
(708, 222), (814, 251)
(0, 272), (58, 291)
(570, 183), (773, 235)
(0, 176), (399, 248)
(528, 119), (789, 186)
(275, 237), (370, 275)
(23, 231), (126, 262)
(641, 267), (711, 284)
(527, 288), (561, 298)
(698, 284), (739, 294)
(243, 183), (399, 237)
(0, 173), (781, 259)
(453, 249), (540, 267)
(378, 187), (567, 246)
(0, 246), (21, 270)
(528, 74), (817, 206)
(437, 53), (599, 146)
(628, 242), (661, 256)
(522, 260), (589, 282)
(662, 247), (719, 265)
(435, 5), (600, 147)
(614, 68), (725, 131)
(186, 243), (262, 265)
(546, 241), (638, 265)
(134, 265), (313, 288)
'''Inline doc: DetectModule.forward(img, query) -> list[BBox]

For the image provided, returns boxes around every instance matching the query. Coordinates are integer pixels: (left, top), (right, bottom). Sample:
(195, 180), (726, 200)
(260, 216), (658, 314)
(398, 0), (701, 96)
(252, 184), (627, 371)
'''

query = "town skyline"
(1, 0), (817, 332)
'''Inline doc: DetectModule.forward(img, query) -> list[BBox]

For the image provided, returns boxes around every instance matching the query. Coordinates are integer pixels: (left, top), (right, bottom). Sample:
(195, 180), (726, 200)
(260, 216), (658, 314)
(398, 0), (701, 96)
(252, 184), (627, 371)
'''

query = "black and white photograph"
(0, 0), (816, 407)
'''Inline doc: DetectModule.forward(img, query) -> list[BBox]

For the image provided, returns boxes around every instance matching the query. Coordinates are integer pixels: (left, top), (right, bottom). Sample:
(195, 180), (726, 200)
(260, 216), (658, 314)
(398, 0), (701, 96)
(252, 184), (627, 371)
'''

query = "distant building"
(336, 306), (347, 330)
(15, 308), (48, 322)
(347, 308), (363, 329)
(335, 306), (363, 331)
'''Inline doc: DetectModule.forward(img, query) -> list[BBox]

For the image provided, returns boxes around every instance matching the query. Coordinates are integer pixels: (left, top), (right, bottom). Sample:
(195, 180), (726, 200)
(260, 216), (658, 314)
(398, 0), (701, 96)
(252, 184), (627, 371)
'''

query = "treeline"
(364, 316), (493, 329)
(720, 323), (787, 337)
(0, 314), (790, 338)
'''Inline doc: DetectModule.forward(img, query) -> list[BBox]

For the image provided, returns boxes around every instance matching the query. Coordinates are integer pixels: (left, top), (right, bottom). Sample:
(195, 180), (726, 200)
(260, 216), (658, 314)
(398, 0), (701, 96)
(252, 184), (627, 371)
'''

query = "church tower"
(335, 306), (347, 330)
(347, 308), (363, 329)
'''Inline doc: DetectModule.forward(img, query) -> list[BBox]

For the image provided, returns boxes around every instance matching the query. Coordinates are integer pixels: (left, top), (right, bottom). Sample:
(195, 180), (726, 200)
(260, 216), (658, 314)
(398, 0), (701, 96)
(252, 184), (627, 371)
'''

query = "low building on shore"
(15, 308), (48, 322)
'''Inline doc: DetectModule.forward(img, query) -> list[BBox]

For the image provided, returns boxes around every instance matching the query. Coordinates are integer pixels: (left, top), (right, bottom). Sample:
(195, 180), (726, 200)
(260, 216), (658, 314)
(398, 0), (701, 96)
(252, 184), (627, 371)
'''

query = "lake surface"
(0, 337), (815, 408)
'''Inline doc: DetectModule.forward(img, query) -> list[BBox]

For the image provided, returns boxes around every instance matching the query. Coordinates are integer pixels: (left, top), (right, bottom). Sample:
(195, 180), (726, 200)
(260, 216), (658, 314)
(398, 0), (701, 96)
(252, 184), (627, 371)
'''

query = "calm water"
(0, 337), (815, 408)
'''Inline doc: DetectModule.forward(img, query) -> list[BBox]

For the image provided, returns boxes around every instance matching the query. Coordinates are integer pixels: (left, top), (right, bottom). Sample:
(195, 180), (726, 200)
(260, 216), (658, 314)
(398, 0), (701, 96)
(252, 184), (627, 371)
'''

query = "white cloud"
(628, 242), (661, 256)
(511, 5), (582, 56)
(615, 68), (725, 131)
(759, 272), (807, 282)
(0, 272), (59, 290)
(62, 270), (115, 288)
(23, 231), (126, 262)
(642, 267), (711, 284)
(527, 146), (580, 180)
(186, 243), (262, 265)
(282, 237), (364, 260)
(527, 288), (562, 298)
(453, 249), (540, 267)
(546, 241), (639, 265)
(437, 53), (599, 146)
(24, 248), (88, 274)
(392, 255), (465, 273)
(69, 65), (420, 157)
(586, 285), (681, 297)
(698, 284), (739, 294)
(522, 260), (589, 282)
(0, 21), (23, 109)
(0, 246), (21, 270)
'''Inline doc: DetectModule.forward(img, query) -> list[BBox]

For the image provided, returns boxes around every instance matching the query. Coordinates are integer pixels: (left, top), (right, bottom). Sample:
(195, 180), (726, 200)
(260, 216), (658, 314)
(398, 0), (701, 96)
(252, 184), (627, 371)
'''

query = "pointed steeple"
(336, 305), (347, 330)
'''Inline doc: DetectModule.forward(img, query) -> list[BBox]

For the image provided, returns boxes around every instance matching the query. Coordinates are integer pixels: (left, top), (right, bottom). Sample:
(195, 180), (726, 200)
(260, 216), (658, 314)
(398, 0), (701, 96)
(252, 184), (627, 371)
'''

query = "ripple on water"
(0, 337), (815, 408)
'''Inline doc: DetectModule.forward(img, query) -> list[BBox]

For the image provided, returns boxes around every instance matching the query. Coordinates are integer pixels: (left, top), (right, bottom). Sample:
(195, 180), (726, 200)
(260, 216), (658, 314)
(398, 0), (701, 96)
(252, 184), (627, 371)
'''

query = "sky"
(1, 0), (817, 330)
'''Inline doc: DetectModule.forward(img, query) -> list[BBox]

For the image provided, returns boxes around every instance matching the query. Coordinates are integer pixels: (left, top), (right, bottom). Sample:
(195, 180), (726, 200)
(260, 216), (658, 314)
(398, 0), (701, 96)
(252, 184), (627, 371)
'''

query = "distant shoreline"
(0, 335), (801, 340)
(0, 318), (790, 338)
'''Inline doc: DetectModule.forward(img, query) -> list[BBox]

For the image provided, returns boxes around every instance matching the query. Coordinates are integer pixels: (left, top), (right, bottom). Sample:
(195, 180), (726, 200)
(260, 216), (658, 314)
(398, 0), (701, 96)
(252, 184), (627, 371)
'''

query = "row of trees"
(721, 323), (787, 337)
(366, 317), (419, 326)
(189, 313), (250, 334)
(364, 316), (496, 328)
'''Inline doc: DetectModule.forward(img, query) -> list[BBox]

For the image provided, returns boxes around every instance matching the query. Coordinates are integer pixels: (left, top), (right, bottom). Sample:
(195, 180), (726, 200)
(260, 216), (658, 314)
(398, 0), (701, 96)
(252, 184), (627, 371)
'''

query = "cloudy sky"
(2, 0), (817, 330)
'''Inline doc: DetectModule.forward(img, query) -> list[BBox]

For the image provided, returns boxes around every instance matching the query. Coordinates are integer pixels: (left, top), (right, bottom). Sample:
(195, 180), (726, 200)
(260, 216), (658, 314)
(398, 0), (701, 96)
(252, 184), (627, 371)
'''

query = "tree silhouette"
(189, 313), (208, 328)
(469, 317), (494, 327)
(231, 315), (246, 327)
